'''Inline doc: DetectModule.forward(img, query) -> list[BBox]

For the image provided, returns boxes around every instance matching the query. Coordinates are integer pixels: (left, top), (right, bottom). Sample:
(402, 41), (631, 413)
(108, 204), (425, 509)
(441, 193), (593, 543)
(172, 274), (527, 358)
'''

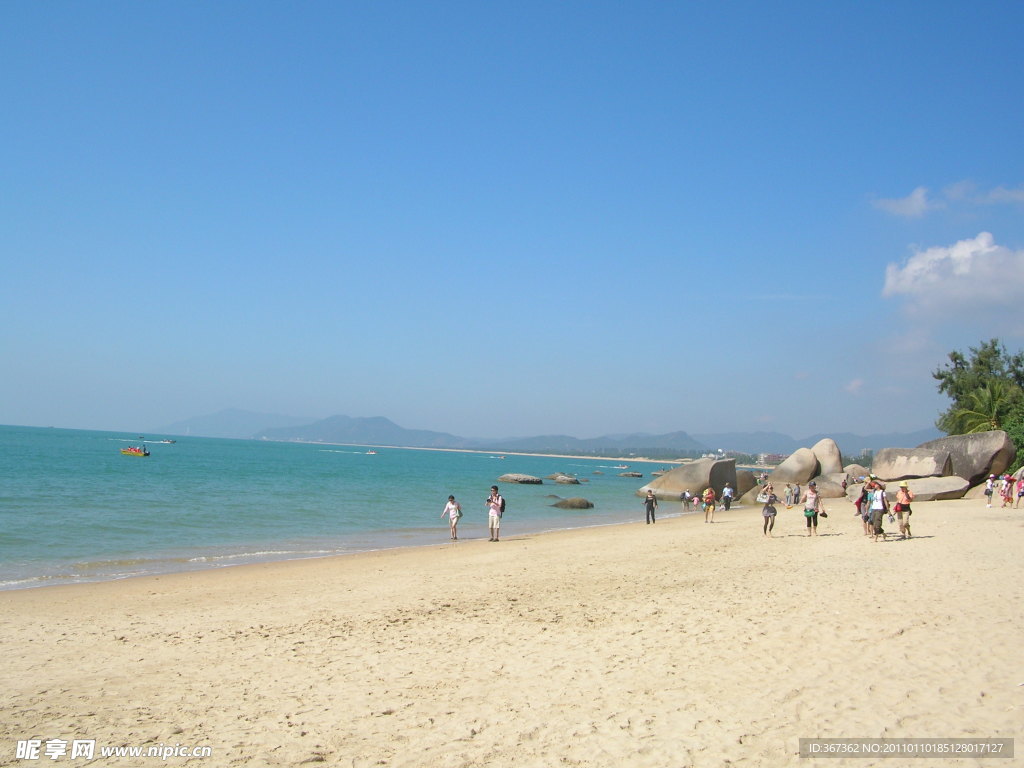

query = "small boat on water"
(366, 450), (377, 455)
(120, 445), (150, 457)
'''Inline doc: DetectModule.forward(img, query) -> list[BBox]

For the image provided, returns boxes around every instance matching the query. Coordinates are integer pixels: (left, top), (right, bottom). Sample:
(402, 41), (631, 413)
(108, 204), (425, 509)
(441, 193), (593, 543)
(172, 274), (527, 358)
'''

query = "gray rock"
(872, 447), (952, 481)
(769, 447), (819, 484)
(553, 475), (581, 484)
(736, 470), (757, 499)
(553, 497), (594, 509)
(497, 473), (543, 484)
(844, 463), (870, 479)
(846, 476), (970, 502)
(915, 430), (1016, 486)
(897, 476), (970, 501)
(619, 472), (644, 478)
(638, 458), (737, 501)
(809, 473), (849, 498)
(811, 438), (844, 476)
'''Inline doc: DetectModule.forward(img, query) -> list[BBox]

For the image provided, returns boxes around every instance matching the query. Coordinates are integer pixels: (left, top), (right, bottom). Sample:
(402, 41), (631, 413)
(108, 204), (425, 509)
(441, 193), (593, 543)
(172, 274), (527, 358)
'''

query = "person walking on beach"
(800, 480), (825, 536)
(854, 484), (872, 536)
(1016, 475), (1024, 508)
(703, 487), (716, 523)
(721, 483), (734, 511)
(1000, 474), (1014, 507)
(784, 483), (794, 507)
(681, 489), (693, 512)
(441, 495), (462, 540)
(894, 482), (914, 539)
(762, 491), (779, 537)
(792, 483), (801, 509)
(487, 485), (504, 541)
(644, 490), (658, 524)
(984, 475), (995, 507)
(868, 480), (889, 541)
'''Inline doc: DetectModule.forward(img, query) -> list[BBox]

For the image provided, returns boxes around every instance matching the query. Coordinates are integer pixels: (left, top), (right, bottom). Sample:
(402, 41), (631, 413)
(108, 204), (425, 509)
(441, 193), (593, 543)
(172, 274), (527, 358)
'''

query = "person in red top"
(703, 487), (716, 523)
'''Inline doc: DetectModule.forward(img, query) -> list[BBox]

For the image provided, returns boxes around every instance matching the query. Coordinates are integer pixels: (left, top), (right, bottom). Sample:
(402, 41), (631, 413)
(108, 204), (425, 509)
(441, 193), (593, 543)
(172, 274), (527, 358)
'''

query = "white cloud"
(872, 186), (941, 218)
(844, 379), (864, 395)
(883, 232), (1024, 312)
(873, 181), (1024, 217)
(982, 185), (1024, 205)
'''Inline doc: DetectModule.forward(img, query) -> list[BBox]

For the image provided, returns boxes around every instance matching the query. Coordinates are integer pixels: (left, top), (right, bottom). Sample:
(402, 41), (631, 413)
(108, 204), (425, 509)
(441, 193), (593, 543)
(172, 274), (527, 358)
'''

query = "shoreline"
(3, 497), (1020, 766)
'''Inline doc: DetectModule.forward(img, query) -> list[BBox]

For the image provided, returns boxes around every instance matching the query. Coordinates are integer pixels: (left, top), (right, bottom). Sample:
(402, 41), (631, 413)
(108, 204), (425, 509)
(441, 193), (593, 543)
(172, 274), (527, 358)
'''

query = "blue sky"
(2, 1), (1023, 440)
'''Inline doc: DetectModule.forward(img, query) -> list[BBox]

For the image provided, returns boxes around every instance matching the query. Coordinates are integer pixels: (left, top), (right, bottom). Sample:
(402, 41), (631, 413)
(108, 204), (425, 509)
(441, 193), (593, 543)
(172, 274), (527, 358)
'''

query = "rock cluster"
(740, 431), (1015, 504)
(846, 429), (1014, 503)
(497, 473), (543, 484)
(740, 438), (848, 501)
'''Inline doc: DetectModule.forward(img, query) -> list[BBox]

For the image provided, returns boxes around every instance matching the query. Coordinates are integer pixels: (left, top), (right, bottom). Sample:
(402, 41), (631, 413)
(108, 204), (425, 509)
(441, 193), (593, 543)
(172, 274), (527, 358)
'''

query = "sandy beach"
(2, 497), (1021, 767)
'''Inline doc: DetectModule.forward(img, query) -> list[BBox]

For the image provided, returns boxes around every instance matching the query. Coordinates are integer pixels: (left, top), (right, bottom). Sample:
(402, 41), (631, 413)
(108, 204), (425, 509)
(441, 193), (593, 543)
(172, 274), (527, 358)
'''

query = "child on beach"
(761, 492), (779, 537)
(1000, 475), (1013, 507)
(440, 495), (462, 540)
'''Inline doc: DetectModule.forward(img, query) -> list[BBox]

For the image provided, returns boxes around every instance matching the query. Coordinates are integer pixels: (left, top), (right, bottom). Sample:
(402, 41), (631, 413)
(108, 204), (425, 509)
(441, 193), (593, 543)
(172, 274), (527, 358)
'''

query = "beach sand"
(2, 497), (1021, 767)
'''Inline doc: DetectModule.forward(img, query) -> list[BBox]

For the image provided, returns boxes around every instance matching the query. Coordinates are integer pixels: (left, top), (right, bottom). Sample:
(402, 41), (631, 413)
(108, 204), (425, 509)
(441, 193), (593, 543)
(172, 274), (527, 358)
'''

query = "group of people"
(850, 475), (915, 541)
(759, 480), (829, 537)
(984, 473), (1024, 508)
(440, 485), (505, 542)
(672, 486), (731, 524)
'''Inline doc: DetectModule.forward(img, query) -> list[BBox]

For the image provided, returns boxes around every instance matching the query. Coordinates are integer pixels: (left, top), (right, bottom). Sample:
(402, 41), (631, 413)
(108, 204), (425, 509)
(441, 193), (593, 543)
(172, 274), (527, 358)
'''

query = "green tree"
(939, 379), (1018, 433)
(934, 339), (1024, 472)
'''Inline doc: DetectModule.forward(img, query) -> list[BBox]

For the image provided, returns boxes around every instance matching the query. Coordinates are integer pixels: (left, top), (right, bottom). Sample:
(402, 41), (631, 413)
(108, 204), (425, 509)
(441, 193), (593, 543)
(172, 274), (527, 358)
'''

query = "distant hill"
(157, 410), (943, 457)
(255, 415), (472, 448)
(492, 431), (706, 455)
(155, 409), (314, 440)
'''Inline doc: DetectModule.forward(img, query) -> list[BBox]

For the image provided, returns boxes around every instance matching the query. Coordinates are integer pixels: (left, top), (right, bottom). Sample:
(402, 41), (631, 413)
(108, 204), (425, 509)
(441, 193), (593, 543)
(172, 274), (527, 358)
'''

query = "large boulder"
(811, 438), (844, 476)
(498, 473), (542, 484)
(916, 430), (1016, 486)
(768, 448), (819, 484)
(637, 458), (736, 501)
(553, 497), (594, 509)
(846, 476), (970, 502)
(736, 470), (757, 499)
(872, 447), (952, 481)
(809, 473), (849, 498)
(844, 463), (870, 480)
(899, 476), (971, 501)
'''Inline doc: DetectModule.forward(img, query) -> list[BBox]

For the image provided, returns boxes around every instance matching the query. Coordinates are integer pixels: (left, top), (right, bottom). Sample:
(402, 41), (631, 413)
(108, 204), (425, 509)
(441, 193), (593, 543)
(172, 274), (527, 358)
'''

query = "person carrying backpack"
(487, 485), (505, 542)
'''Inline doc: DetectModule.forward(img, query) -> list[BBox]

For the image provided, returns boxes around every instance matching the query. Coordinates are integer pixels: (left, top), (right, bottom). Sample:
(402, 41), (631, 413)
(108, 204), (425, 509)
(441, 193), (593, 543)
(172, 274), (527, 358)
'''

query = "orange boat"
(120, 445), (150, 457)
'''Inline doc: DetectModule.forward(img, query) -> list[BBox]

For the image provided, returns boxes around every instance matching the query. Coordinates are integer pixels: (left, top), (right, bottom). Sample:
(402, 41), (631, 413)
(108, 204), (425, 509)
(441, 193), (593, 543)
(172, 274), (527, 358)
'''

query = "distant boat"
(366, 450), (377, 455)
(158, 439), (176, 444)
(120, 446), (150, 457)
(614, 464), (629, 469)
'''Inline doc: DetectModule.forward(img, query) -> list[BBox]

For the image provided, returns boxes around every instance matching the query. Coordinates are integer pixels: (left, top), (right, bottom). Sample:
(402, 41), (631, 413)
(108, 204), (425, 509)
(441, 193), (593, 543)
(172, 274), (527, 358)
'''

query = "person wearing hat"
(868, 478), (889, 541)
(894, 481), (915, 539)
(799, 480), (827, 536)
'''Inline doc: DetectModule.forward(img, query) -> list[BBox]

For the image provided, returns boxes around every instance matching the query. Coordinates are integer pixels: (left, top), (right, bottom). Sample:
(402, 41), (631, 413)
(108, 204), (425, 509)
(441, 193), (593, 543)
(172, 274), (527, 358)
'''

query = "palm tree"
(940, 380), (1019, 434)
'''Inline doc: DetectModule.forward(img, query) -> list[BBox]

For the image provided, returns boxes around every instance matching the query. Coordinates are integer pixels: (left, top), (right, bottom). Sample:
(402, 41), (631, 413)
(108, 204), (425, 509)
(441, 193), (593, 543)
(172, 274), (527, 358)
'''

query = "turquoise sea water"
(0, 425), (678, 590)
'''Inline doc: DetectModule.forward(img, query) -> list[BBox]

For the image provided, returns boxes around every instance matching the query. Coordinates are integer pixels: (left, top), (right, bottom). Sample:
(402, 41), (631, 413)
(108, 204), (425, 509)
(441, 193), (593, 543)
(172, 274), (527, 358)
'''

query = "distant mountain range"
(155, 409), (943, 457)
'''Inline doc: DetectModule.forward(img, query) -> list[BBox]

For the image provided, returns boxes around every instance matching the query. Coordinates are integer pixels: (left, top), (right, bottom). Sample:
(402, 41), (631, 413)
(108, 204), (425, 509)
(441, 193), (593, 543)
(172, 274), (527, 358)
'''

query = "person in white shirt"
(440, 495), (462, 540)
(487, 485), (504, 542)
